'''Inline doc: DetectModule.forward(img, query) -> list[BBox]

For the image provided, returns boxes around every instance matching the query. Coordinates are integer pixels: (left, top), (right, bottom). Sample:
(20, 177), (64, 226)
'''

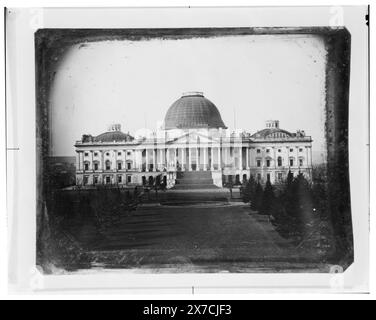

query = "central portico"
(139, 92), (231, 187)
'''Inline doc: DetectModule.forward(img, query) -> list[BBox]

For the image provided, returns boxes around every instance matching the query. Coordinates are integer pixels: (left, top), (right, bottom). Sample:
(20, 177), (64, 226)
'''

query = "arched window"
(105, 160), (111, 171)
(277, 157), (282, 167)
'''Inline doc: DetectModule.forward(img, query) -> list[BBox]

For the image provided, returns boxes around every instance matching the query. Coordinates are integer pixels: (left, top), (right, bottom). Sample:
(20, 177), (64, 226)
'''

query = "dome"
(164, 92), (227, 130)
(94, 130), (134, 143)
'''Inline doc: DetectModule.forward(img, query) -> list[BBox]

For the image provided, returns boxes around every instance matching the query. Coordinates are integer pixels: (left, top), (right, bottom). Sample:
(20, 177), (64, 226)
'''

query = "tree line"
(241, 169), (330, 242)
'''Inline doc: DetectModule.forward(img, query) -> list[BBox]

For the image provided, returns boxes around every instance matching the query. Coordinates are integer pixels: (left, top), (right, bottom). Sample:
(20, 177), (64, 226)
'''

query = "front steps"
(173, 171), (219, 190)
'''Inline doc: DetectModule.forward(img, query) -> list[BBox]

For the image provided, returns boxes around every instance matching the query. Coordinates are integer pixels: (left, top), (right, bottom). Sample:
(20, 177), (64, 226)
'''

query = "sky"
(50, 34), (327, 163)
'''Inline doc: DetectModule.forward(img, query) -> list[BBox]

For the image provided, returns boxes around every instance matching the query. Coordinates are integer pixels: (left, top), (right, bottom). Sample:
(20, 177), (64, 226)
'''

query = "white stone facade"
(75, 120), (313, 188)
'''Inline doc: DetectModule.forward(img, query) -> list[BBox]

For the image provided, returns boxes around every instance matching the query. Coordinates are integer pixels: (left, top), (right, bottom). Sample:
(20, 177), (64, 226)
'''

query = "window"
(266, 149), (270, 153)
(117, 175), (122, 183)
(290, 148), (294, 152)
(93, 176), (98, 184)
(257, 174), (261, 181)
(83, 176), (89, 185)
(267, 173), (271, 181)
(299, 148), (303, 152)
(84, 152), (89, 157)
(127, 175), (132, 183)
(257, 160), (261, 167)
(106, 152), (110, 156)
(278, 173), (283, 181)
(127, 151), (132, 156)
(118, 152), (122, 156)
(127, 162), (132, 170)
(105, 160), (111, 170)
(94, 152), (98, 157)
(290, 158), (294, 167)
(266, 159), (270, 167)
(299, 158), (304, 166)
(106, 176), (111, 184)
(94, 163), (99, 171)
(117, 162), (122, 170)
(277, 157), (282, 167)
(278, 149), (281, 152)
(84, 163), (89, 171)
(257, 149), (261, 153)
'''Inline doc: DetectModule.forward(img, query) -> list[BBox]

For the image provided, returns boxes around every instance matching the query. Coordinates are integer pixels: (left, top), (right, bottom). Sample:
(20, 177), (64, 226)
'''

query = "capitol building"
(75, 92), (313, 188)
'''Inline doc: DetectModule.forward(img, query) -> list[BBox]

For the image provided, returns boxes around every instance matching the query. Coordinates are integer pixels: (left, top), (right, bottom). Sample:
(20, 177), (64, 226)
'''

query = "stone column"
(188, 148), (192, 171)
(123, 149), (127, 171)
(181, 147), (185, 171)
(153, 149), (156, 172)
(165, 148), (169, 170)
(246, 147), (250, 169)
(196, 146), (199, 171)
(217, 147), (221, 170)
(210, 148), (214, 171)
(145, 148), (149, 172)
(203, 147), (207, 171)
(296, 147), (300, 169)
(224, 147), (228, 168)
(174, 148), (177, 170)
(274, 147), (277, 169)
(163, 148), (166, 169)
(91, 151), (94, 171)
(113, 150), (117, 171)
(239, 146), (243, 170)
(136, 149), (140, 172)
(100, 151), (103, 171)
(156, 148), (160, 171)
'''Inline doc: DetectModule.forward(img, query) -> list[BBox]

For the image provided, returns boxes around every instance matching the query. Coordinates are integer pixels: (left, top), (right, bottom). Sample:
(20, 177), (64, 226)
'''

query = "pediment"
(166, 131), (220, 145)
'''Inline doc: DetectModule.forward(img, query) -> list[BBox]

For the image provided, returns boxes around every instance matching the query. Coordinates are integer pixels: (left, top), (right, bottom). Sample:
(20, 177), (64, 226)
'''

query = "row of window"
(226, 172), (296, 184)
(256, 157), (304, 168)
(256, 147), (304, 154)
(83, 174), (133, 185)
(83, 149), (306, 158)
(256, 172), (282, 182)
(84, 151), (133, 157)
(84, 161), (132, 171)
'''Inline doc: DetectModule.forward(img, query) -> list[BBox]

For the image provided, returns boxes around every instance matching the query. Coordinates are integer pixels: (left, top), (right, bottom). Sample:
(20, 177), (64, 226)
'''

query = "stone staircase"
(173, 171), (219, 190)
